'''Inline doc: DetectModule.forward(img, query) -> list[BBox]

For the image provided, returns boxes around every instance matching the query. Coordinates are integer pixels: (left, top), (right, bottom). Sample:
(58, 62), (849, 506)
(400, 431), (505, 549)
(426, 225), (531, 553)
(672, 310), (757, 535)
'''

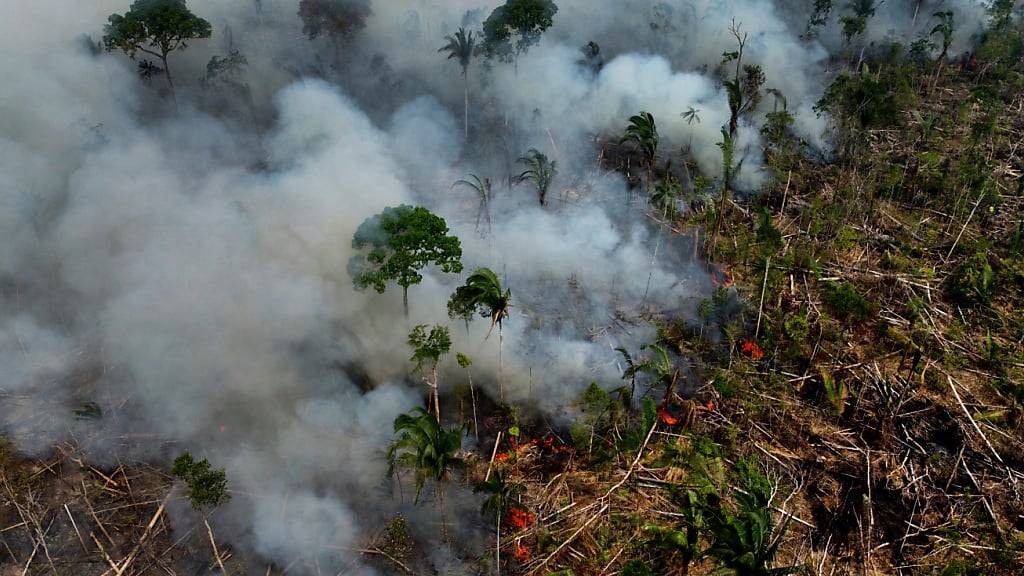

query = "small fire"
(741, 340), (764, 361)
(514, 544), (531, 562)
(496, 452), (510, 462)
(657, 406), (681, 426)
(711, 266), (735, 289)
(507, 507), (536, 530)
(706, 400), (716, 411)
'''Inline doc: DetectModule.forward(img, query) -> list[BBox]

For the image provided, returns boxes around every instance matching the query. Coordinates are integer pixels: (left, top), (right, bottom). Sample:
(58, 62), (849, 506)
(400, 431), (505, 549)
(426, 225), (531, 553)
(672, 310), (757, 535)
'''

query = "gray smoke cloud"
(0, 0), (996, 572)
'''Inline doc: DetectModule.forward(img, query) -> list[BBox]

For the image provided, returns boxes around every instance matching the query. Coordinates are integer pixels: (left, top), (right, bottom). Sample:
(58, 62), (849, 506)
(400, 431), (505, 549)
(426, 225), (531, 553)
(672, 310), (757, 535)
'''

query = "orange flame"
(657, 406), (681, 426)
(741, 340), (764, 360)
(514, 544), (531, 562)
(507, 507), (536, 530)
(711, 266), (735, 288)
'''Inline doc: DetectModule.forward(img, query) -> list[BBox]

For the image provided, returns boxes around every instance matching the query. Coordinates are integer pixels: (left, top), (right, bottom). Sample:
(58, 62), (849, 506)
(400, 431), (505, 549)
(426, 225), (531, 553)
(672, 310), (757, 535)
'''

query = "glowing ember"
(514, 544), (531, 562)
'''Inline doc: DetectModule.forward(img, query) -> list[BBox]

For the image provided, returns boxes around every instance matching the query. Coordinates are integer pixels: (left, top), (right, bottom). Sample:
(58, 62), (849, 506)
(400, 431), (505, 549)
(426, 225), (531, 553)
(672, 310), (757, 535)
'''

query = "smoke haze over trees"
(0, 0), (1009, 573)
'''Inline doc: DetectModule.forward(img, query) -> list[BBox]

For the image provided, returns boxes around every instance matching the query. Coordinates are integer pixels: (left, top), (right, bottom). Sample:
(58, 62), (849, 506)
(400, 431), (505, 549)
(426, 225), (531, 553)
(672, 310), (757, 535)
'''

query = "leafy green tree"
(172, 451), (230, 574)
(448, 268), (512, 399)
(840, 0), (878, 65)
(989, 0), (1016, 31)
(452, 175), (494, 237)
(349, 205), (463, 316)
(475, 471), (525, 575)
(517, 148), (558, 206)
(408, 324), (452, 419)
(172, 451), (229, 510)
(805, 0), (833, 36)
(931, 11), (955, 63)
(621, 111), (660, 177)
(439, 28), (477, 140)
(721, 21), (763, 137)
(103, 0), (212, 102)
(298, 0), (370, 41)
(482, 0), (558, 66)
(387, 407), (461, 514)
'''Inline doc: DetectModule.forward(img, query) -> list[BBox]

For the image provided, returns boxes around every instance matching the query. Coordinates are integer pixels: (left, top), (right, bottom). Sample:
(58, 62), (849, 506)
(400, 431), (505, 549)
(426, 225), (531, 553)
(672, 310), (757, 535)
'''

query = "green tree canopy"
(297, 0), (371, 41)
(482, 0), (558, 63)
(103, 0), (212, 99)
(349, 205), (463, 315)
(387, 407), (461, 504)
(621, 111), (659, 170)
(447, 267), (512, 331)
(408, 324), (452, 372)
(517, 148), (558, 206)
(172, 451), (229, 511)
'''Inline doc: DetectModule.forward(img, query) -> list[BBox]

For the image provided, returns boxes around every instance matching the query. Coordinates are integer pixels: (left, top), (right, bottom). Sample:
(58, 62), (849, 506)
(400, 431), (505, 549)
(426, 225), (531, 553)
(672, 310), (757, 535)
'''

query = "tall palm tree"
(517, 149), (557, 206)
(448, 267), (512, 399)
(680, 106), (702, 185)
(474, 472), (525, 576)
(387, 407), (461, 534)
(620, 111), (659, 178)
(452, 174), (493, 237)
(439, 27), (476, 140)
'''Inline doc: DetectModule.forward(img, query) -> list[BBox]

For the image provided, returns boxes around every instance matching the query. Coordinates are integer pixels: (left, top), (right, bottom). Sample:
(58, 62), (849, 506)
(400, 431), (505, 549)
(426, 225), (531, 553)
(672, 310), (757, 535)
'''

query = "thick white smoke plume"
(0, 0), (995, 572)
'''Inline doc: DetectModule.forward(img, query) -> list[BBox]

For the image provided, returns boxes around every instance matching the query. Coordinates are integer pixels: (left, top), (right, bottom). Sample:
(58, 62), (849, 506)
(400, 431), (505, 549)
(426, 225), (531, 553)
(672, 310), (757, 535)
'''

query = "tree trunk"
(161, 52), (177, 107)
(467, 369), (479, 440)
(496, 509), (501, 576)
(403, 286), (409, 318)
(463, 71), (469, 141)
(438, 484), (447, 541)
(498, 328), (504, 402)
(431, 364), (441, 421)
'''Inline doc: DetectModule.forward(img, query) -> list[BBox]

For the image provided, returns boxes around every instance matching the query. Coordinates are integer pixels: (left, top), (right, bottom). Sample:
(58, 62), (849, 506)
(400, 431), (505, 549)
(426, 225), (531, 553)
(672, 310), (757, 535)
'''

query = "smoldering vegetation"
(0, 0), (996, 573)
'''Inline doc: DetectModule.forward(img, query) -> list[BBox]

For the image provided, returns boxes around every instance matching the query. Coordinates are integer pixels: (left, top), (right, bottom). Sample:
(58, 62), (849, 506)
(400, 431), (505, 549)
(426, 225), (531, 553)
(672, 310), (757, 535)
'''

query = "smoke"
(0, 0), (996, 572)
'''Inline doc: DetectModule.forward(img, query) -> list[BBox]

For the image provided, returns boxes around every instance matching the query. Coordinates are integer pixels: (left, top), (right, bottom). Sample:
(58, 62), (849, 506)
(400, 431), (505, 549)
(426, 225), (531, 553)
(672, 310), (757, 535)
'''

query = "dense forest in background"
(1, 1), (1023, 575)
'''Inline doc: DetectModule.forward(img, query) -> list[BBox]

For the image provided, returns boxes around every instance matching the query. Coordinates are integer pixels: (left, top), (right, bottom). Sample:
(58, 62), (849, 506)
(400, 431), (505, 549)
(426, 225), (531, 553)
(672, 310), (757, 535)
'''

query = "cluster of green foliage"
(621, 111), (659, 171)
(482, 0), (558, 63)
(349, 205), (463, 315)
(448, 268), (512, 330)
(816, 65), (916, 133)
(822, 281), (875, 321)
(408, 325), (452, 372)
(172, 451), (229, 510)
(947, 253), (995, 306)
(297, 0), (371, 41)
(387, 407), (461, 504)
(517, 148), (558, 206)
(103, 0), (211, 97)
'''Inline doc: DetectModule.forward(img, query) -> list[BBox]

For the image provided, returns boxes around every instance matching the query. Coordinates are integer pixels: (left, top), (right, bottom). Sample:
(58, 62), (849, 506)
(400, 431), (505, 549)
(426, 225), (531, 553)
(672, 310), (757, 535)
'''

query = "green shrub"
(620, 560), (655, 576)
(822, 281), (875, 321)
(947, 253), (994, 305)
